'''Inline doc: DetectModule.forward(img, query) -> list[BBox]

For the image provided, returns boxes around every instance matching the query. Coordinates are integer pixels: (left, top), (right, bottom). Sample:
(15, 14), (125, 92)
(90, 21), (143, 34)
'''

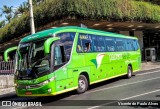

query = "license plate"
(25, 92), (32, 95)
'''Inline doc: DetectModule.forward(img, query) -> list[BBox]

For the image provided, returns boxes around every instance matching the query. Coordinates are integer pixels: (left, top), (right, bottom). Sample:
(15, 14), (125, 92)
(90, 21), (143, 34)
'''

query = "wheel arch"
(79, 72), (90, 85)
(128, 63), (132, 70)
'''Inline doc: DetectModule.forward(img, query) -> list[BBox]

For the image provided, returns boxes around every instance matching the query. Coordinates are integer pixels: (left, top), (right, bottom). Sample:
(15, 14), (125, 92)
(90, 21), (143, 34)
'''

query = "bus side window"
(125, 39), (133, 51)
(77, 45), (82, 52)
(77, 37), (83, 52)
(54, 46), (63, 65)
(105, 37), (116, 52)
(94, 46), (97, 51)
(56, 32), (76, 63)
(116, 38), (125, 51)
(77, 33), (92, 53)
(132, 39), (139, 51)
(92, 35), (105, 52)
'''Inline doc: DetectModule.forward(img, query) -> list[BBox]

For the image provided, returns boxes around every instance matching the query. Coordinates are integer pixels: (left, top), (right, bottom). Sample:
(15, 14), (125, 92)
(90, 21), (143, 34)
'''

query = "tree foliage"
(0, 0), (160, 43)
(1, 5), (13, 22)
(0, 20), (5, 28)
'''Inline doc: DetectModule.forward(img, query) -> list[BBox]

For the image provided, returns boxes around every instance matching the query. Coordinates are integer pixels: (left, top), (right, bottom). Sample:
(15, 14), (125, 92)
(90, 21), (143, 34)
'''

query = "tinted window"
(77, 33), (138, 52)
(55, 32), (75, 62)
(54, 46), (63, 66)
(132, 39), (139, 51)
(125, 39), (134, 51)
(115, 38), (125, 51)
(92, 35), (106, 52)
(77, 33), (92, 52)
(104, 37), (116, 52)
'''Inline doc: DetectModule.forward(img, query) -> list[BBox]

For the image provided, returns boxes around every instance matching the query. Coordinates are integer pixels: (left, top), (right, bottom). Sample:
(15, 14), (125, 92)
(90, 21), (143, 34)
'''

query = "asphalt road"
(1, 68), (160, 109)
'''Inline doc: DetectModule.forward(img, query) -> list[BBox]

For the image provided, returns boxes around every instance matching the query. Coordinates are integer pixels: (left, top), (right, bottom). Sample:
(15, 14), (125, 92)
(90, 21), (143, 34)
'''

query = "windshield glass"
(17, 40), (50, 79)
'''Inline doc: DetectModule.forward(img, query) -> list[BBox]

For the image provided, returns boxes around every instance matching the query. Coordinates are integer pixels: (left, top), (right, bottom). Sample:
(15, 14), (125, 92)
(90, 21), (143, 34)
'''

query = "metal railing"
(0, 61), (14, 75)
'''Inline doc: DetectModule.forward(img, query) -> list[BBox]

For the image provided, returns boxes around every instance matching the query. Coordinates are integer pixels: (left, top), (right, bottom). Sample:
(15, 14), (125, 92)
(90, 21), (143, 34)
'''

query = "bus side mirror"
(44, 37), (60, 54)
(4, 46), (18, 62)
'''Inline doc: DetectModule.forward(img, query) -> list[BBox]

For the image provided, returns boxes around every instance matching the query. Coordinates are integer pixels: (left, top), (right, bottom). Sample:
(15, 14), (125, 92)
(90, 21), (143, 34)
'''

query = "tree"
(1, 5), (13, 22)
(18, 2), (29, 14)
(5, 14), (12, 22)
(0, 20), (5, 28)
(32, 0), (45, 5)
(1, 5), (13, 14)
(14, 2), (29, 18)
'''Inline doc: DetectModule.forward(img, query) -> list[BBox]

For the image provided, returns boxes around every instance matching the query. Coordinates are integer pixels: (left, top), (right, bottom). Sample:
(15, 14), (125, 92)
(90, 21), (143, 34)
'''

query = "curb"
(140, 67), (160, 72)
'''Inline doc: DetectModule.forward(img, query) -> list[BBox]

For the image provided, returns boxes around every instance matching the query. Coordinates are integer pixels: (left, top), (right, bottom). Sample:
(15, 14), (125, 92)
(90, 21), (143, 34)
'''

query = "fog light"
(14, 83), (17, 87)
(48, 88), (52, 93)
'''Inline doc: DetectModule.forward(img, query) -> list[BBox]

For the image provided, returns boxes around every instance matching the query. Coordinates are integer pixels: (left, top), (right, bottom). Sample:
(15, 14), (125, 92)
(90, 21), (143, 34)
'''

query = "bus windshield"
(16, 32), (75, 79)
(17, 40), (50, 79)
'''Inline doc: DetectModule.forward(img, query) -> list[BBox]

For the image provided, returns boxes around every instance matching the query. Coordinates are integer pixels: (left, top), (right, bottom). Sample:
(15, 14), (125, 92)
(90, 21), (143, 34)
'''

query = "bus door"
(76, 33), (98, 82)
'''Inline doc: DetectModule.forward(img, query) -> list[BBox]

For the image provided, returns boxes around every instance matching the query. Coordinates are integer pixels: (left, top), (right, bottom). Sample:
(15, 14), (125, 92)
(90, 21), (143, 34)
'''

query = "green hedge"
(1, 0), (160, 43)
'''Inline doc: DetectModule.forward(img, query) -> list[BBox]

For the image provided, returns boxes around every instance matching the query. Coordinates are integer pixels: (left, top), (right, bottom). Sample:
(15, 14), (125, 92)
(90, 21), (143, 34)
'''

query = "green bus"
(5, 26), (141, 96)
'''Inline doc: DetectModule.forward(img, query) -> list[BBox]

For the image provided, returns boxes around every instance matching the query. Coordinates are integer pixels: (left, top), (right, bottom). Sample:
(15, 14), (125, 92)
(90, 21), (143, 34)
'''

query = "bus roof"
(20, 26), (137, 43)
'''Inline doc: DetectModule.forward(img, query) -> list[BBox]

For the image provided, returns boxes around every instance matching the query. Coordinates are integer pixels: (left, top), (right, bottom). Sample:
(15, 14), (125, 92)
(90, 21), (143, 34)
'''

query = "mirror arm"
(44, 37), (60, 54)
(4, 46), (18, 62)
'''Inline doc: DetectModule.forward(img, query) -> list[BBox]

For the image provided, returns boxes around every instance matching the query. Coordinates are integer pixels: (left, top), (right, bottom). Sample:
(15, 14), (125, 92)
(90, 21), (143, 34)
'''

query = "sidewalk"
(0, 62), (160, 96)
(141, 61), (160, 71)
(0, 87), (15, 96)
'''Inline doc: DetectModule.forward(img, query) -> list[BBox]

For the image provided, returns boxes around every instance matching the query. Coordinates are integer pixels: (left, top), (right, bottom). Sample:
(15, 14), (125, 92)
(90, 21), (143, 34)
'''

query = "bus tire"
(127, 66), (132, 79)
(77, 75), (88, 94)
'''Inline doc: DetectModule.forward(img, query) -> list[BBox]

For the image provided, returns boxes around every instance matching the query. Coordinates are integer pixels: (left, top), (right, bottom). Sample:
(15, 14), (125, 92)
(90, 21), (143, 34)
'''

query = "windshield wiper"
(35, 64), (47, 68)
(31, 55), (50, 67)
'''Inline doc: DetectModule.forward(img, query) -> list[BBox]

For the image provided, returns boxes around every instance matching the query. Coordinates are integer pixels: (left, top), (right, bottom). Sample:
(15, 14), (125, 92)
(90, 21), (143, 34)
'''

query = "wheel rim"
(128, 68), (132, 77)
(79, 79), (86, 90)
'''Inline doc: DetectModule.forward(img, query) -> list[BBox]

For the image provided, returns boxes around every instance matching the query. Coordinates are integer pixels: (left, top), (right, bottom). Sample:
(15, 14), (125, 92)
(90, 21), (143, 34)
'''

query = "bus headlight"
(14, 83), (18, 87)
(41, 76), (56, 85)
(49, 76), (56, 82)
(42, 80), (49, 85)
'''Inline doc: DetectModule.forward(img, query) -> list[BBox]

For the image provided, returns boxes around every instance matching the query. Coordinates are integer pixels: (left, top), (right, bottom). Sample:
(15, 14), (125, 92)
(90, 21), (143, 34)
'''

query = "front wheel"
(77, 75), (88, 94)
(127, 66), (132, 78)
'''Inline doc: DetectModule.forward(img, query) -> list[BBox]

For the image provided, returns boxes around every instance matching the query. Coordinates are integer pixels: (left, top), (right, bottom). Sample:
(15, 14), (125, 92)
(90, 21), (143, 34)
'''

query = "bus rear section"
(74, 32), (141, 85)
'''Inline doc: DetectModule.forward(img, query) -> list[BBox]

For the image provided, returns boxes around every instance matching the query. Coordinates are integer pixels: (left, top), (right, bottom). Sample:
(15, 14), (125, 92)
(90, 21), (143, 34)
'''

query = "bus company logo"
(2, 101), (11, 106)
(91, 53), (105, 69)
(109, 54), (122, 60)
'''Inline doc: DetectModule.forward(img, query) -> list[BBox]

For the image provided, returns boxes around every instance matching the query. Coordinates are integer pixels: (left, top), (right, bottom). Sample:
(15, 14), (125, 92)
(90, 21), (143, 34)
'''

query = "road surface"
(1, 68), (160, 109)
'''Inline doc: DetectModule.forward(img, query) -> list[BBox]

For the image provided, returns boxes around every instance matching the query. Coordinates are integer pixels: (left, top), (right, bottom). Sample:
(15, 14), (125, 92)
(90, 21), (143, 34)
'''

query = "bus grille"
(17, 84), (41, 89)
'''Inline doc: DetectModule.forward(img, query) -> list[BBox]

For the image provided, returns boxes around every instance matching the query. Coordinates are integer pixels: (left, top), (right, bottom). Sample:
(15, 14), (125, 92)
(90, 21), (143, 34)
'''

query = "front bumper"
(16, 81), (56, 97)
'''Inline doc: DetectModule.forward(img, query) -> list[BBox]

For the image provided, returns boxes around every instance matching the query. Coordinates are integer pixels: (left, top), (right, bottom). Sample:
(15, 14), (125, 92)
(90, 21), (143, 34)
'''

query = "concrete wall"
(0, 75), (14, 88)
(134, 31), (143, 50)
(119, 31), (129, 36)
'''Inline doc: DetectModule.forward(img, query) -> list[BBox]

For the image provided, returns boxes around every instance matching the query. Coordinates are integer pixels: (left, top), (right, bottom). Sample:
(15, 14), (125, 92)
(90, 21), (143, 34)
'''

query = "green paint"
(90, 59), (97, 69)
(20, 26), (136, 43)
(14, 26), (141, 97)
(4, 46), (17, 62)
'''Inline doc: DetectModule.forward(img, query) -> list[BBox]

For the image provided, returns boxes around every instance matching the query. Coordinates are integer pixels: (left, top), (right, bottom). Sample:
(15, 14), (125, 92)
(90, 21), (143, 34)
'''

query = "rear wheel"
(127, 66), (132, 78)
(77, 75), (88, 94)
